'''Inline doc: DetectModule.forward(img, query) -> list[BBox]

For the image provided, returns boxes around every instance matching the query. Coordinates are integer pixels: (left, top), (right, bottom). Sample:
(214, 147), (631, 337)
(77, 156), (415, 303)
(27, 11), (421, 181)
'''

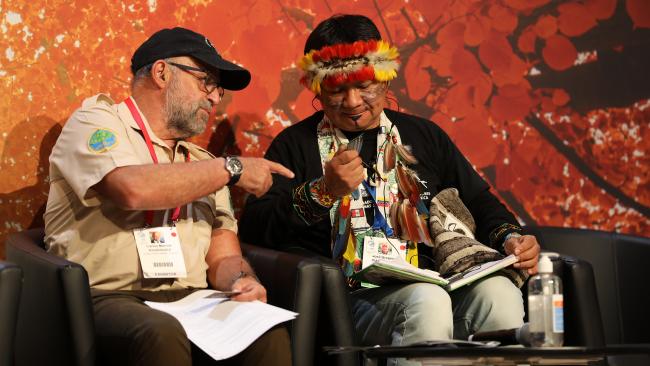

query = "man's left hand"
(230, 276), (267, 303)
(504, 234), (540, 275)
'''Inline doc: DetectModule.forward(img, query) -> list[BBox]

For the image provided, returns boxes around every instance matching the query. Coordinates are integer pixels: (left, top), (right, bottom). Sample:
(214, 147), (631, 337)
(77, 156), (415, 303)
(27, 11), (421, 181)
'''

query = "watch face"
(227, 157), (243, 174)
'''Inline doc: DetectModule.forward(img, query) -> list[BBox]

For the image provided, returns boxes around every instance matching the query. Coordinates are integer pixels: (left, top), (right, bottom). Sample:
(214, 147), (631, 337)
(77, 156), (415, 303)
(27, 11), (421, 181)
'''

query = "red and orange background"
(1, 0), (649, 258)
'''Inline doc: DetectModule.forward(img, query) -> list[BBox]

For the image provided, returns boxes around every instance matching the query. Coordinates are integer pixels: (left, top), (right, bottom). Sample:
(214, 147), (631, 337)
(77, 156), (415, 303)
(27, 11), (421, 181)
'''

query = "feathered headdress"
(298, 39), (400, 94)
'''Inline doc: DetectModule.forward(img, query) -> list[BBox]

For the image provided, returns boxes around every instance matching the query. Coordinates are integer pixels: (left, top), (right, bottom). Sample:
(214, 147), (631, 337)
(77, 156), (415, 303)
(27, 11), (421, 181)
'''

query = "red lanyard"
(124, 97), (187, 226)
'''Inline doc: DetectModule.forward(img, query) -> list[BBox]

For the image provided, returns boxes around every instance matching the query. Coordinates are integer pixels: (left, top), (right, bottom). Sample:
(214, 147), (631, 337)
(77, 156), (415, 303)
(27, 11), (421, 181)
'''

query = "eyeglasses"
(167, 62), (225, 98)
(321, 81), (388, 108)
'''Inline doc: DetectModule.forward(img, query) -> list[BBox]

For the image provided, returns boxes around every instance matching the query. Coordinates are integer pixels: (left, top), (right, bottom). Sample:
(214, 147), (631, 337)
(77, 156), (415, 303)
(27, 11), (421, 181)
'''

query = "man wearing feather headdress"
(241, 14), (540, 366)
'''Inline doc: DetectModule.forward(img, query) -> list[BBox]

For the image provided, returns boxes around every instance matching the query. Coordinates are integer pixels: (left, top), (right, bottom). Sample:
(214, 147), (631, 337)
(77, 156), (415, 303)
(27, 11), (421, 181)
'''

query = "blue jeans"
(351, 275), (524, 366)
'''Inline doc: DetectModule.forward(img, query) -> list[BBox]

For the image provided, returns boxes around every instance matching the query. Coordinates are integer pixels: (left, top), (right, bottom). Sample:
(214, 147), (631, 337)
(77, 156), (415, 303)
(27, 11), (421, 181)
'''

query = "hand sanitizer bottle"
(528, 253), (564, 347)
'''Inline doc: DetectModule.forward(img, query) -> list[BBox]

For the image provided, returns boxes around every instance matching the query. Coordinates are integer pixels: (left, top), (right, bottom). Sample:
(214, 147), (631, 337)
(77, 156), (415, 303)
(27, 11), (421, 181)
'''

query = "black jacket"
(240, 109), (519, 262)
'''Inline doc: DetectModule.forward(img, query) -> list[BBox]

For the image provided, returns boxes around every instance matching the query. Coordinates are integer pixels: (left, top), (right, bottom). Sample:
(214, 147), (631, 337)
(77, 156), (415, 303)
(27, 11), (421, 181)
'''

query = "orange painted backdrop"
(1, 0), (649, 258)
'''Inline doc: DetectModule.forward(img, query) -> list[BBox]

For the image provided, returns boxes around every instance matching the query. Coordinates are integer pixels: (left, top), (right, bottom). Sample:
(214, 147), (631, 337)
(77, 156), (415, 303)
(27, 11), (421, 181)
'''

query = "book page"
(445, 254), (518, 291)
(352, 261), (448, 286)
(146, 290), (297, 360)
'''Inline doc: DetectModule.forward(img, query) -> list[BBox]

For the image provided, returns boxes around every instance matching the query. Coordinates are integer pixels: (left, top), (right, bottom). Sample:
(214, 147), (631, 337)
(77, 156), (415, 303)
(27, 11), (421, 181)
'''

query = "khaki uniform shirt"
(45, 94), (236, 291)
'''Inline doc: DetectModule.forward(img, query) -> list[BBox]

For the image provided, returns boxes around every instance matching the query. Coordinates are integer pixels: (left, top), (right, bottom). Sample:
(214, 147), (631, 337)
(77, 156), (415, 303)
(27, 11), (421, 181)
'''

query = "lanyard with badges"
(317, 113), (417, 279)
(124, 97), (188, 279)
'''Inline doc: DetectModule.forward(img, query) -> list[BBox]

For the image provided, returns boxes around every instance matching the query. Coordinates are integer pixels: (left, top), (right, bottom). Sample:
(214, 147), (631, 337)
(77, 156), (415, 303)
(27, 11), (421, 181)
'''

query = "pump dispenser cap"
(538, 254), (553, 273)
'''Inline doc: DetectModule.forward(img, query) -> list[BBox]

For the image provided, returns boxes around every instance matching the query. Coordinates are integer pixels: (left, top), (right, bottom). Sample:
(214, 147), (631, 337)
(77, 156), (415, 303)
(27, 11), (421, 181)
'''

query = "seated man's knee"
(132, 311), (191, 363)
(458, 275), (524, 334)
(401, 282), (452, 310)
(399, 283), (453, 340)
(236, 325), (292, 366)
(473, 275), (524, 311)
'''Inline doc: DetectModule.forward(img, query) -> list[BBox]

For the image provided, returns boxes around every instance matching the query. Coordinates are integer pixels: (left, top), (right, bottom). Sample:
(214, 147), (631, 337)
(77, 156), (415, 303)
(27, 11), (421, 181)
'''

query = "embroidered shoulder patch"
(87, 129), (118, 153)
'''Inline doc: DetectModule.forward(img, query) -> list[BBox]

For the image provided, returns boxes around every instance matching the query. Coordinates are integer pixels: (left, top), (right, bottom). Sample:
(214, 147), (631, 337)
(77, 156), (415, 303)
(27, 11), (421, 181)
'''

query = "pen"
(206, 291), (241, 299)
(360, 160), (386, 182)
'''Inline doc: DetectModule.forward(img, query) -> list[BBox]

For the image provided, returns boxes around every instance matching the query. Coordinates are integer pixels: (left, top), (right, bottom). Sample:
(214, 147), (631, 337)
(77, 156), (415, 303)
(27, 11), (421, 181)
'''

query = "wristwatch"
(224, 156), (243, 186)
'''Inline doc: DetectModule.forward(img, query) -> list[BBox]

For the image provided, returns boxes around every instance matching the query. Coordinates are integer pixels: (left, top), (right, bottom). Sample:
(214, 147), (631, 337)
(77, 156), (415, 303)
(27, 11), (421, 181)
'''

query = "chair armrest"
(0, 261), (22, 366)
(243, 244), (360, 366)
(6, 228), (95, 366)
(319, 259), (360, 366)
(553, 254), (605, 347)
(241, 243), (323, 366)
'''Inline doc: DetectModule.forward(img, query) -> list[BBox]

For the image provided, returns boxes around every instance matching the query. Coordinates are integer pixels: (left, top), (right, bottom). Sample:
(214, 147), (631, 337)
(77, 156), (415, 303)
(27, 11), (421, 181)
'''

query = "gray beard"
(164, 79), (210, 138)
(166, 105), (207, 138)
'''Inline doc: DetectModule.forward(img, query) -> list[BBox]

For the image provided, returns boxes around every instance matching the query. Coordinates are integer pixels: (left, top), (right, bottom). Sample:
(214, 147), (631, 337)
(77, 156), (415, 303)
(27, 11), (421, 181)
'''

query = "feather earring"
(402, 200), (422, 243)
(396, 163), (422, 199)
(417, 213), (433, 246)
(397, 200), (410, 241)
(383, 141), (396, 173)
(395, 144), (417, 165)
(389, 201), (401, 237)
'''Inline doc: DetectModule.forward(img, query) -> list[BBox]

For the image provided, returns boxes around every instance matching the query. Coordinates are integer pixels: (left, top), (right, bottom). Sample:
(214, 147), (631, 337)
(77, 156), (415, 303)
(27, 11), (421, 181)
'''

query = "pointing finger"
(267, 161), (295, 178)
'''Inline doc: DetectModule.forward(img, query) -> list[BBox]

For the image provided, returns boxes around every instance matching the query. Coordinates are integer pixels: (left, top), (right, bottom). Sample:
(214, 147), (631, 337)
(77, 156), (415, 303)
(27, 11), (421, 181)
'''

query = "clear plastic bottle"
(528, 253), (564, 347)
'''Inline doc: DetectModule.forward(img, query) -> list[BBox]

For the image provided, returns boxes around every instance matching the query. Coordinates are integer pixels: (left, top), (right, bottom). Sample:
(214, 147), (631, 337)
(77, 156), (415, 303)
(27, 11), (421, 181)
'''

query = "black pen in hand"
(206, 290), (242, 299)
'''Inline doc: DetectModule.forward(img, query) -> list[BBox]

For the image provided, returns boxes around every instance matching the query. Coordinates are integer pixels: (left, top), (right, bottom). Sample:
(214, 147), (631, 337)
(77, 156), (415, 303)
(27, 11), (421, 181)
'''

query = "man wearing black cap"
(44, 27), (293, 366)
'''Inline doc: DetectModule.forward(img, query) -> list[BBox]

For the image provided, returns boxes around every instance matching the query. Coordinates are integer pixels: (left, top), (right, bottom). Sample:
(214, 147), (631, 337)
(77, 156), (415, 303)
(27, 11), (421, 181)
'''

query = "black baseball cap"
(130, 27), (251, 91)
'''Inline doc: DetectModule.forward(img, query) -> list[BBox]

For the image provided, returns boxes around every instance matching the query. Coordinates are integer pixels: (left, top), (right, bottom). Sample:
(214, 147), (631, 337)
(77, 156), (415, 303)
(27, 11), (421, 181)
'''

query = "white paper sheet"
(145, 289), (297, 361)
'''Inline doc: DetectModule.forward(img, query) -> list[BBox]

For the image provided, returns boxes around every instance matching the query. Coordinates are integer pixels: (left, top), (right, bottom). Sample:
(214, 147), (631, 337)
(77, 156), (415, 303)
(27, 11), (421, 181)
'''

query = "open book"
(352, 254), (518, 291)
(352, 261), (449, 287)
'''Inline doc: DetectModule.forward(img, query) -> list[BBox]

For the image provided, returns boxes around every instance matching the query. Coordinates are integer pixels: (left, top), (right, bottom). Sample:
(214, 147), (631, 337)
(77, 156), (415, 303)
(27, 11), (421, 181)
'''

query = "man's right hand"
(235, 157), (294, 197)
(323, 148), (364, 197)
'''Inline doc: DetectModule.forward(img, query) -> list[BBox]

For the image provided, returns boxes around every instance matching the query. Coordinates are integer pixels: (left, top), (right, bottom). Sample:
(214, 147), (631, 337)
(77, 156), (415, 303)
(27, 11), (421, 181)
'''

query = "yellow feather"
(342, 232), (357, 263)
(298, 53), (313, 71)
(311, 79), (321, 94)
(374, 69), (397, 81)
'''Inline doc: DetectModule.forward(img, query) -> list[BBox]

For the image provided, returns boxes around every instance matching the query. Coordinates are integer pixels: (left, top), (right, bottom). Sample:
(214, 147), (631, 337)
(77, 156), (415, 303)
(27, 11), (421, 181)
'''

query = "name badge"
(362, 236), (408, 270)
(133, 226), (187, 278)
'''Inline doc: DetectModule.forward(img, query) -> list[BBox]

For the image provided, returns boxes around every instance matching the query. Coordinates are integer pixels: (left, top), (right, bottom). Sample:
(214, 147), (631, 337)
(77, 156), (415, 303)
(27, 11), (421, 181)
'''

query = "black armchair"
(524, 226), (650, 345)
(318, 260), (358, 366)
(6, 229), (327, 366)
(524, 226), (650, 366)
(0, 260), (22, 366)
(242, 244), (359, 366)
(241, 243), (324, 366)
(535, 254), (605, 347)
(6, 228), (96, 366)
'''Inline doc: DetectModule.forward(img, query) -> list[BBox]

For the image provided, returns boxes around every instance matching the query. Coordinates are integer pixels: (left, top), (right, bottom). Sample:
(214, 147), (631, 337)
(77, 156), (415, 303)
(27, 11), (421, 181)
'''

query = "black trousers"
(92, 289), (292, 366)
